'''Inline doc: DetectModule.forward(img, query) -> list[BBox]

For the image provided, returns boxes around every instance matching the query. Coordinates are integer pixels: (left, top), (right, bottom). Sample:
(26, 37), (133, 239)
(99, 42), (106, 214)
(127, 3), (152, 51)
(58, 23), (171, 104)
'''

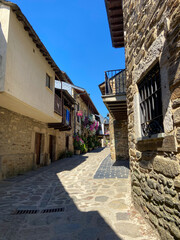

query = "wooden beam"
(111, 24), (124, 30)
(112, 36), (124, 41)
(111, 30), (124, 37)
(109, 17), (123, 24)
(107, 1), (122, 9)
(108, 9), (123, 17)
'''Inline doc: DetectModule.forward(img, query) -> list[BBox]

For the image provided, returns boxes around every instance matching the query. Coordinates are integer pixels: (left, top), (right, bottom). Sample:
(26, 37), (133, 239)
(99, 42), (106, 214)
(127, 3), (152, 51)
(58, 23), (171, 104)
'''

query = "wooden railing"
(54, 94), (72, 127)
(105, 69), (126, 95)
(54, 94), (62, 116)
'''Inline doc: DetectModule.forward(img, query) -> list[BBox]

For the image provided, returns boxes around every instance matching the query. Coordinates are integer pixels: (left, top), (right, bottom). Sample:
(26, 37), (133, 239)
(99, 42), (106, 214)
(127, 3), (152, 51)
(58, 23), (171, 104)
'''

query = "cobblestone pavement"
(0, 148), (159, 240)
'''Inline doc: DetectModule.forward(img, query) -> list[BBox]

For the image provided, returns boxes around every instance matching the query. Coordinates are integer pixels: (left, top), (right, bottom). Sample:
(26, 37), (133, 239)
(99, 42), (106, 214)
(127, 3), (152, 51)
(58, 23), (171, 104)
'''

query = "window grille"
(138, 63), (163, 137)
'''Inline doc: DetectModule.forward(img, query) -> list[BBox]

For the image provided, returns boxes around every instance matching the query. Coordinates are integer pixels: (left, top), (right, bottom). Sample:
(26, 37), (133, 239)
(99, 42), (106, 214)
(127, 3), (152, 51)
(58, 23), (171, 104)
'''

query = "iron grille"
(12, 207), (65, 215)
(138, 63), (164, 137)
(105, 69), (126, 95)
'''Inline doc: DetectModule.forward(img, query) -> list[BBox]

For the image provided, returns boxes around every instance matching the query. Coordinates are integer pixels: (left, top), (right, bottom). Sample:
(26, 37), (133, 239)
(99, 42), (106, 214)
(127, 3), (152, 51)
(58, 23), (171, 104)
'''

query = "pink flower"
(77, 110), (83, 117)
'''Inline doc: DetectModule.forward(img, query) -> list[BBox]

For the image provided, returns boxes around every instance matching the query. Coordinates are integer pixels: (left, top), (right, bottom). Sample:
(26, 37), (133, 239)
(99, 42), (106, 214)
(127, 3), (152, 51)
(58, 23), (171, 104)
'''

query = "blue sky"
(12, 0), (125, 117)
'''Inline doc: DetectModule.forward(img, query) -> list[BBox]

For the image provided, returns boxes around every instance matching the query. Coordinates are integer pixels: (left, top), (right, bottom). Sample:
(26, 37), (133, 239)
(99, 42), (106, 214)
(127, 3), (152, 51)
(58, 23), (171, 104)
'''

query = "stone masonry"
(123, 0), (180, 239)
(109, 113), (129, 161)
(0, 107), (74, 180)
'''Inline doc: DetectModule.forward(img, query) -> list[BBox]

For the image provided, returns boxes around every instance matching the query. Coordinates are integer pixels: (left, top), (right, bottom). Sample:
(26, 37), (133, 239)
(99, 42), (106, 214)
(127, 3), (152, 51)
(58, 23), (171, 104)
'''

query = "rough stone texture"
(153, 156), (180, 177)
(123, 0), (180, 238)
(109, 114), (128, 161)
(177, 128), (180, 143)
(173, 107), (180, 124)
(0, 107), (74, 180)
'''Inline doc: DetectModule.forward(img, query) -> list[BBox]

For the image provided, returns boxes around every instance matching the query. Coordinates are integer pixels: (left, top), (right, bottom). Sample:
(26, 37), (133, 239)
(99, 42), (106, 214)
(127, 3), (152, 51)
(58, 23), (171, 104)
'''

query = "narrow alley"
(0, 148), (158, 240)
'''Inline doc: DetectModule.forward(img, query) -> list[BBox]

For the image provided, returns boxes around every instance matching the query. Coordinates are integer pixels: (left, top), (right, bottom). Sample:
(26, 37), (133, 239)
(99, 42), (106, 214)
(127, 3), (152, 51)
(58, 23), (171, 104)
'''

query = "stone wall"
(109, 114), (128, 161)
(123, 0), (180, 239)
(56, 129), (74, 158)
(0, 107), (74, 180)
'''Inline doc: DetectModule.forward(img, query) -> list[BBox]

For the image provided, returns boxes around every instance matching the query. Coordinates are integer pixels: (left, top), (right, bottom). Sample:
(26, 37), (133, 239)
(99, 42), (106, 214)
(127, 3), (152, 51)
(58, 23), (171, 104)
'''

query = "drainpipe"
(74, 93), (77, 134)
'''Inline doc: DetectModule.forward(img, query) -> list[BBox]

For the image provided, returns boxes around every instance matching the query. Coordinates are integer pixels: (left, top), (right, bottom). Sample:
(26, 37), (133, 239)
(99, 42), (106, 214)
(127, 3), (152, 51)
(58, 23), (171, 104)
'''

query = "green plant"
(58, 151), (67, 159)
(66, 151), (73, 157)
(73, 135), (84, 150)
(80, 143), (88, 153)
(87, 136), (93, 148)
(58, 150), (73, 159)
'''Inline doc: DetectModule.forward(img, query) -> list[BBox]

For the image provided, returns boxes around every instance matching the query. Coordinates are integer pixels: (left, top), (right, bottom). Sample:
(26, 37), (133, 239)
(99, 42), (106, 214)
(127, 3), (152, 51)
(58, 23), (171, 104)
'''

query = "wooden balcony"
(99, 69), (127, 120)
(48, 90), (75, 131)
(54, 94), (62, 116)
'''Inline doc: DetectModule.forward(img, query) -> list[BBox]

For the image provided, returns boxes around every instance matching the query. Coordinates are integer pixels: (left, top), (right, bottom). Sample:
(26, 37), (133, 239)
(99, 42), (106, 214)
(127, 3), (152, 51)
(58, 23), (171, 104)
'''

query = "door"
(35, 133), (42, 165)
(66, 136), (69, 151)
(49, 135), (56, 162)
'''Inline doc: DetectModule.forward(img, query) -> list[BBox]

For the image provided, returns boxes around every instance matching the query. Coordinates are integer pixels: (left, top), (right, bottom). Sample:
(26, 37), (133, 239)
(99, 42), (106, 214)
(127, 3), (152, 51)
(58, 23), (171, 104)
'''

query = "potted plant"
(88, 136), (93, 151)
(73, 135), (84, 155)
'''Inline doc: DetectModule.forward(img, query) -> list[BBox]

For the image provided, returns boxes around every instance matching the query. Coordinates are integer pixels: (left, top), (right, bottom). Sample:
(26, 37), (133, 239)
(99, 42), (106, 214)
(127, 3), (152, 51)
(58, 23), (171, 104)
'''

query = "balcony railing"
(51, 94), (72, 130)
(54, 94), (62, 116)
(105, 69), (126, 95)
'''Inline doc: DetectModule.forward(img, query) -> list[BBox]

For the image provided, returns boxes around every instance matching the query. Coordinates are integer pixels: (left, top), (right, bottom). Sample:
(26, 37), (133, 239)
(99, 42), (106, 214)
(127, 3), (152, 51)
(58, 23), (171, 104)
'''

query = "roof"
(61, 89), (76, 104)
(104, 0), (124, 48)
(99, 82), (105, 95)
(0, 0), (72, 83)
(75, 88), (99, 115)
(62, 72), (73, 85)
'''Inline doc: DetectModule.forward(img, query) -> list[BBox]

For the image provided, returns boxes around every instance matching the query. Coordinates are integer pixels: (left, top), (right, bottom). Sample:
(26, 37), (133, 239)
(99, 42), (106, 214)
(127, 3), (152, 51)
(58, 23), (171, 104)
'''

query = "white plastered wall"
(0, 5), (10, 92)
(1, 8), (61, 123)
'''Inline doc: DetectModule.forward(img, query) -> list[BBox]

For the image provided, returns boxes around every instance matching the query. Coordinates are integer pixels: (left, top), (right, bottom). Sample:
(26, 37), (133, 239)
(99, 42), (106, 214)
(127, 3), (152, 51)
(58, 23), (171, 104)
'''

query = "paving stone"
(95, 196), (109, 202)
(116, 212), (130, 220)
(0, 148), (158, 240)
(108, 200), (128, 210)
(115, 222), (142, 238)
(94, 154), (129, 179)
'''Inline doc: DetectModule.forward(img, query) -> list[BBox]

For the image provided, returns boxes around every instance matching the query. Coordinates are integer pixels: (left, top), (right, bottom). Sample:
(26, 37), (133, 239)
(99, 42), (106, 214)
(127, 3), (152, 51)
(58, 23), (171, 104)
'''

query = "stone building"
(55, 81), (99, 136)
(73, 87), (99, 135)
(0, 0), (75, 179)
(99, 117), (110, 147)
(99, 70), (129, 160)
(104, 0), (180, 239)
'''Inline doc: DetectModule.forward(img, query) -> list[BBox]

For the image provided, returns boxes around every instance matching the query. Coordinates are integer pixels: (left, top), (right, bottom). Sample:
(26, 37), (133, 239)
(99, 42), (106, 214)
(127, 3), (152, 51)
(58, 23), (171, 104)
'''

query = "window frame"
(66, 109), (70, 125)
(46, 73), (53, 90)
(138, 63), (164, 138)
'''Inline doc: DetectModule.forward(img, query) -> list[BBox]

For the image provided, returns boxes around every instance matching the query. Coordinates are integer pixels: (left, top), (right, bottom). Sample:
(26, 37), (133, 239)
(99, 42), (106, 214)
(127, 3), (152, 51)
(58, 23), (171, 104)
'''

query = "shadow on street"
(0, 148), (122, 240)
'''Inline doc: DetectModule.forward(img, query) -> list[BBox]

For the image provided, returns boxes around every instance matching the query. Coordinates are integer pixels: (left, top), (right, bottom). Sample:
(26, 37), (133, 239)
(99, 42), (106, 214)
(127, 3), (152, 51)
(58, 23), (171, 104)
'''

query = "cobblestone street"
(0, 148), (159, 240)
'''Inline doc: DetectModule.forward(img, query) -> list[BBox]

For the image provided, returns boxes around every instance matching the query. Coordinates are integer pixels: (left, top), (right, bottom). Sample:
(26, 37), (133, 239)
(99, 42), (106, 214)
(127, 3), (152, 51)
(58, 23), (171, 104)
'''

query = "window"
(46, 73), (51, 89)
(66, 109), (70, 125)
(138, 63), (163, 137)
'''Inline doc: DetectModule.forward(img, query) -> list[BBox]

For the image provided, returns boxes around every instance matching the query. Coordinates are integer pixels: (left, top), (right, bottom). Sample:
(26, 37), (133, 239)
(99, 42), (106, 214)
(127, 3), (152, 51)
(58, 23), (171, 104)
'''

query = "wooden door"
(49, 135), (56, 162)
(66, 136), (69, 150)
(35, 133), (42, 165)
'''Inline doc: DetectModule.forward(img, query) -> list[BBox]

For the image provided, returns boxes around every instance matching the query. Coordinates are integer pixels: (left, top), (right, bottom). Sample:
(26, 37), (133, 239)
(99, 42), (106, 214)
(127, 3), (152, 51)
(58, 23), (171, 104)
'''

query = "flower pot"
(75, 150), (81, 155)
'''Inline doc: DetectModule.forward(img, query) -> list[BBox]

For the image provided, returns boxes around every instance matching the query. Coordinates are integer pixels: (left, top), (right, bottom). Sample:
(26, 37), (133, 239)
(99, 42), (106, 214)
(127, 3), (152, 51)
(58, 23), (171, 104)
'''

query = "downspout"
(61, 81), (63, 120)
(74, 93), (77, 134)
